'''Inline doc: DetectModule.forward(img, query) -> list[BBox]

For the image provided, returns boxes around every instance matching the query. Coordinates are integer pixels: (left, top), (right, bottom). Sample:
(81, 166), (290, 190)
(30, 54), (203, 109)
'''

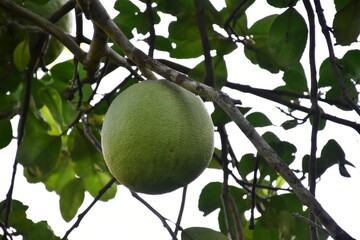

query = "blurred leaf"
(246, 112), (272, 127)
(181, 227), (229, 240)
(0, 119), (12, 149)
(245, 15), (280, 73)
(68, 126), (106, 177)
(189, 55), (228, 89)
(84, 172), (117, 201)
(17, 112), (61, 177)
(281, 63), (308, 93)
(59, 178), (85, 222)
(208, 148), (223, 169)
(211, 106), (251, 126)
(334, 0), (351, 10)
(333, 0), (360, 46)
(268, 8), (308, 67)
(267, 0), (299, 8)
(13, 40), (30, 71)
(38, 87), (63, 129)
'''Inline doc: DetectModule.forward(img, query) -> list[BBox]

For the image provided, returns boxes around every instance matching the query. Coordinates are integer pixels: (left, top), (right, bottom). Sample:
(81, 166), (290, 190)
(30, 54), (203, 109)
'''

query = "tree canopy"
(0, 0), (359, 239)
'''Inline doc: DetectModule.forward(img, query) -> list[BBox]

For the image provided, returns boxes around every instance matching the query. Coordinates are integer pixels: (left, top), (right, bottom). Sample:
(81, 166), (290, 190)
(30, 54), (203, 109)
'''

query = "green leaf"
(302, 139), (355, 178)
(245, 15), (280, 73)
(246, 112), (272, 127)
(13, 40), (30, 71)
(198, 182), (248, 216)
(189, 55), (228, 89)
(0, 119), (12, 149)
(0, 199), (33, 234)
(26, 221), (60, 240)
(68, 126), (106, 177)
(38, 87), (63, 128)
(208, 148), (223, 169)
(333, 0), (360, 46)
(17, 112), (61, 177)
(282, 63), (309, 93)
(281, 119), (298, 130)
(84, 172), (117, 201)
(181, 227), (229, 240)
(238, 153), (257, 179)
(211, 106), (251, 126)
(267, 0), (299, 8)
(268, 8), (308, 67)
(59, 178), (85, 222)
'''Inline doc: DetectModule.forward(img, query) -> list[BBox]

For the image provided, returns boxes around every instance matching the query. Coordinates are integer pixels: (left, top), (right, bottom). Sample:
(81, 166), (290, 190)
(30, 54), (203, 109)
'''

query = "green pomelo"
(101, 80), (214, 194)
(181, 227), (229, 240)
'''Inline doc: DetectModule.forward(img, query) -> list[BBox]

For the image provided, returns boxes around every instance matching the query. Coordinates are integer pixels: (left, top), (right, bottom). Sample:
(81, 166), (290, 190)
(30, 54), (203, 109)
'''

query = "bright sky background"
(1, 0), (360, 239)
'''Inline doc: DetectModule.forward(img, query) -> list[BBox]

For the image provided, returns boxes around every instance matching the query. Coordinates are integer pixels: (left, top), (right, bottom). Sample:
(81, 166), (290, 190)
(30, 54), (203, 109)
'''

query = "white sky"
(1, 0), (360, 239)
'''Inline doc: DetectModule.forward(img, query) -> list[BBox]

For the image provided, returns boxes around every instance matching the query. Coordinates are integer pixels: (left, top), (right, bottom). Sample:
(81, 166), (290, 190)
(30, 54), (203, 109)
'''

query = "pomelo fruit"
(101, 80), (214, 194)
(181, 227), (229, 240)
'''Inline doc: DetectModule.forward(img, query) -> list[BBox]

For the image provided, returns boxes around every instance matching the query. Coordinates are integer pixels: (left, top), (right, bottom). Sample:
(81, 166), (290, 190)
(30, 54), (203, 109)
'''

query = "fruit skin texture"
(181, 227), (229, 240)
(101, 80), (214, 194)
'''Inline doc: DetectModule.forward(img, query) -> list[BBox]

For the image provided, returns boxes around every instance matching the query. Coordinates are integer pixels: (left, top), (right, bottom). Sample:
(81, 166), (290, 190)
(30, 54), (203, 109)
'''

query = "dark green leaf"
(13, 40), (30, 71)
(267, 0), (299, 8)
(17, 112), (61, 177)
(302, 139), (355, 178)
(189, 55), (228, 89)
(0, 200), (33, 234)
(153, 35), (173, 52)
(333, 0), (360, 46)
(0, 119), (12, 149)
(26, 221), (60, 240)
(59, 178), (85, 222)
(208, 148), (223, 169)
(246, 112), (272, 127)
(282, 63), (308, 93)
(198, 182), (247, 216)
(238, 153), (257, 179)
(84, 172), (117, 201)
(334, 0), (351, 10)
(181, 227), (229, 240)
(211, 106), (251, 126)
(268, 8), (308, 67)
(281, 119), (298, 130)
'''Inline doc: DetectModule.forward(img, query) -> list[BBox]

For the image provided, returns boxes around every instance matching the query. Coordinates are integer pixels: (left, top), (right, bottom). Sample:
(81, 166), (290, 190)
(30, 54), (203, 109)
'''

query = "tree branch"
(194, 0), (215, 87)
(313, 0), (360, 115)
(84, 2), (355, 239)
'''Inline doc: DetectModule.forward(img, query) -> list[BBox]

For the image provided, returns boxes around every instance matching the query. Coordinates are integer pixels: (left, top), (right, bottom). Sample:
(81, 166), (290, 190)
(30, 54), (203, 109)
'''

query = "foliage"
(0, 0), (359, 239)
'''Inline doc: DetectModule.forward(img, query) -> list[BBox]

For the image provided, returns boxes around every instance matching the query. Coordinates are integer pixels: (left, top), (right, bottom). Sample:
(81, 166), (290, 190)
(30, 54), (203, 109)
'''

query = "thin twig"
(130, 191), (178, 240)
(249, 156), (261, 230)
(61, 178), (117, 240)
(194, 0), (214, 87)
(173, 186), (187, 239)
(145, 0), (156, 57)
(292, 213), (330, 236)
(313, 0), (360, 115)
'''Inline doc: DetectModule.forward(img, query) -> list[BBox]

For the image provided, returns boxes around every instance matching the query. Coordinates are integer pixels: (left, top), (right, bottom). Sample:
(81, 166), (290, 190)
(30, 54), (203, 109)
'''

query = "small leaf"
(267, 0), (299, 8)
(333, 0), (360, 46)
(26, 221), (60, 240)
(246, 112), (272, 127)
(13, 40), (30, 71)
(181, 227), (229, 240)
(268, 8), (308, 67)
(0, 119), (12, 149)
(281, 119), (298, 130)
(60, 178), (85, 222)
(84, 172), (117, 201)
